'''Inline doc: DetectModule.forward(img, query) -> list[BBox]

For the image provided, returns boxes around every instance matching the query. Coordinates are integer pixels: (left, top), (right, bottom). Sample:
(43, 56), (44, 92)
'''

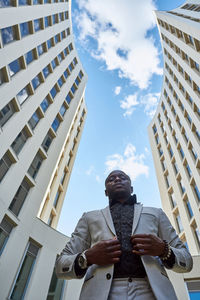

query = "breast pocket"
(137, 213), (159, 235)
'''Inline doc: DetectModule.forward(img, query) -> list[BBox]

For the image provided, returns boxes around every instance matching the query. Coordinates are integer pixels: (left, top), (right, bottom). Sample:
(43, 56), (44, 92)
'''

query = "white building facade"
(0, 0), (87, 299)
(148, 1), (200, 299)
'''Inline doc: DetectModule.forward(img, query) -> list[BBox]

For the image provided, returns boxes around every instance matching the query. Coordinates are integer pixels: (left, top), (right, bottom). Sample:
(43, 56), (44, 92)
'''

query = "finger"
(132, 249), (149, 256)
(105, 239), (120, 246)
(111, 257), (120, 263)
(133, 244), (151, 250)
(131, 238), (152, 245)
(131, 234), (151, 239)
(106, 244), (121, 252)
(109, 250), (122, 258)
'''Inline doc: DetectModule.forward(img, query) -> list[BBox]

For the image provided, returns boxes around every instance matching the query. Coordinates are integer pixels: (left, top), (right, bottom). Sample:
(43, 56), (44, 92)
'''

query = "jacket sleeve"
(55, 213), (91, 279)
(158, 208), (193, 273)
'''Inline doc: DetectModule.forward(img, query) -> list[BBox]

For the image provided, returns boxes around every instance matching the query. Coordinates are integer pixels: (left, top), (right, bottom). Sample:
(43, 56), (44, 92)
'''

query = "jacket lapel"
(132, 203), (143, 234)
(101, 206), (116, 236)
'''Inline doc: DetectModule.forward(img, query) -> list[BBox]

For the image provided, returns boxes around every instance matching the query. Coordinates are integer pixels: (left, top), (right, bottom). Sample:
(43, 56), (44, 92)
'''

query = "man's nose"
(114, 176), (121, 182)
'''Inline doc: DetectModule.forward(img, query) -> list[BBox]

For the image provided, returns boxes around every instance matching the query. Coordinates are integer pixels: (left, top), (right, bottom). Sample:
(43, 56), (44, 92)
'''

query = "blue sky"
(57, 0), (184, 236)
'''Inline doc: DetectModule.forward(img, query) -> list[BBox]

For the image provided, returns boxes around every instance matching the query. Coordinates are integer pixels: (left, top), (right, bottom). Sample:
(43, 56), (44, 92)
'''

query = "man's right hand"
(85, 239), (121, 266)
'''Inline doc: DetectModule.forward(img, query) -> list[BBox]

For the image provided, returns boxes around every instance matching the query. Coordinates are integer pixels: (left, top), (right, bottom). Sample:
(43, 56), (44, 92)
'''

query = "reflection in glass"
(37, 44), (44, 56)
(52, 117), (60, 132)
(0, 0), (12, 7)
(18, 0), (28, 5)
(8, 59), (21, 77)
(42, 66), (50, 79)
(60, 104), (66, 116)
(40, 98), (50, 112)
(34, 19), (41, 32)
(25, 50), (34, 65)
(1, 26), (16, 45)
(20, 22), (30, 38)
(28, 112), (40, 130)
(32, 75), (41, 90)
(17, 86), (29, 105)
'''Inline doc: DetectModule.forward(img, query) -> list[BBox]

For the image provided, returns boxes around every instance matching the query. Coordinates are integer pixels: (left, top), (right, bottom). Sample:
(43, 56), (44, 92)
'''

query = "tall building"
(0, 0), (87, 299)
(148, 1), (200, 299)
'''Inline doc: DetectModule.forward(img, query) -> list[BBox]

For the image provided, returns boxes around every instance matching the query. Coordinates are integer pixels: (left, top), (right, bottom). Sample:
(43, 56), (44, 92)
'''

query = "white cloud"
(141, 92), (160, 118)
(120, 93), (139, 116)
(114, 86), (121, 95)
(105, 143), (149, 181)
(95, 175), (101, 183)
(119, 92), (160, 117)
(75, 0), (162, 89)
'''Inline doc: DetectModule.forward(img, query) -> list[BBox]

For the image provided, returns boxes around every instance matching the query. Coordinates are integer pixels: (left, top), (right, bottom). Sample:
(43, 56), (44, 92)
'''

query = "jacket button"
(106, 273), (111, 280)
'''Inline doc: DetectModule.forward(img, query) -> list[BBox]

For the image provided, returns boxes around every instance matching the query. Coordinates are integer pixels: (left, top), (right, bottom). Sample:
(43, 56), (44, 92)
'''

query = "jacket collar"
(101, 202), (143, 236)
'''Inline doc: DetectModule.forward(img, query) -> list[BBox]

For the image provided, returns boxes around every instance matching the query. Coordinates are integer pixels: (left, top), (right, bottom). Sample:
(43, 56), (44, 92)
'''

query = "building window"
(32, 74), (42, 90)
(185, 200), (193, 219)
(170, 192), (177, 208)
(0, 0), (13, 7)
(168, 146), (173, 158)
(18, 0), (29, 5)
(40, 97), (50, 113)
(175, 214), (184, 233)
(25, 49), (34, 65)
(165, 174), (170, 188)
(185, 163), (192, 178)
(37, 44), (45, 56)
(186, 280), (200, 300)
(50, 86), (57, 99)
(158, 146), (163, 157)
(34, 19), (42, 32)
(11, 127), (30, 155)
(193, 183), (200, 203)
(60, 170), (66, 185)
(45, 16), (51, 27)
(47, 267), (65, 300)
(53, 190), (61, 208)
(192, 224), (200, 249)
(59, 103), (67, 117)
(17, 85), (30, 105)
(179, 179), (186, 195)
(9, 177), (32, 216)
(58, 77), (64, 88)
(42, 65), (51, 79)
(0, 100), (16, 127)
(173, 161), (179, 175)
(42, 131), (54, 152)
(20, 22), (30, 38)
(47, 38), (53, 49)
(47, 213), (54, 226)
(28, 110), (41, 130)
(28, 151), (44, 179)
(9, 241), (40, 299)
(8, 58), (22, 78)
(179, 147), (185, 159)
(51, 117), (60, 132)
(0, 151), (14, 182)
(1, 26), (17, 45)
(0, 216), (15, 256)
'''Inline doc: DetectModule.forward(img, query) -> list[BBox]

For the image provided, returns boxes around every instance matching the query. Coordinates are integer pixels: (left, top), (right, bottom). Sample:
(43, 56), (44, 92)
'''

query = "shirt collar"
(109, 194), (137, 207)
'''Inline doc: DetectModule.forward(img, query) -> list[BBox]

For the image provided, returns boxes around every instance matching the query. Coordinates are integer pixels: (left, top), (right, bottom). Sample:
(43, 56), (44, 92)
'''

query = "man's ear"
(105, 189), (108, 196)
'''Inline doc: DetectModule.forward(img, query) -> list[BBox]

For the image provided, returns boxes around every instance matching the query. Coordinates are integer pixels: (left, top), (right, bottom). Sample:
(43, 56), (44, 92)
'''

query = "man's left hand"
(131, 234), (165, 256)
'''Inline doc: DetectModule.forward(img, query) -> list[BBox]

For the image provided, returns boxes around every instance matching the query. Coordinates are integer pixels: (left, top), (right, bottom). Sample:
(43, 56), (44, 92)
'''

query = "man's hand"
(85, 239), (121, 266)
(131, 234), (165, 257)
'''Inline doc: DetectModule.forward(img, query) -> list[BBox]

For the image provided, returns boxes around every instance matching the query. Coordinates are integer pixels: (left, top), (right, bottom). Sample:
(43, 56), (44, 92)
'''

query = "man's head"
(105, 170), (133, 201)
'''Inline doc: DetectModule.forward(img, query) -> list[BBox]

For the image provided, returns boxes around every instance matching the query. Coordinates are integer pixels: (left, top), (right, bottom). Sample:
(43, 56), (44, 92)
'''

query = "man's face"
(105, 170), (133, 199)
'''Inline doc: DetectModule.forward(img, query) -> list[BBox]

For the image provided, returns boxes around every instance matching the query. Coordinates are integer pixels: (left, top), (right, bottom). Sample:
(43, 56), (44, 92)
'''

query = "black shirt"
(110, 194), (146, 278)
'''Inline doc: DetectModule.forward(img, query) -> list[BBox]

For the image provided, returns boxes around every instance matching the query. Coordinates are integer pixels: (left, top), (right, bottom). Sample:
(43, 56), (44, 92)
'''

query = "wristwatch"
(77, 250), (88, 269)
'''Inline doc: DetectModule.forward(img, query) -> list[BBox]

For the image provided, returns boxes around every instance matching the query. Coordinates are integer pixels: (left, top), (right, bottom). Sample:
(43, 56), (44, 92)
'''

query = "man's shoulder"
(83, 206), (108, 217)
(141, 205), (163, 216)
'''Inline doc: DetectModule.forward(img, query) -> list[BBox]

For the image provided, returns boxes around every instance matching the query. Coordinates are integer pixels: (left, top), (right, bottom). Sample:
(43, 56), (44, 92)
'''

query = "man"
(56, 170), (193, 300)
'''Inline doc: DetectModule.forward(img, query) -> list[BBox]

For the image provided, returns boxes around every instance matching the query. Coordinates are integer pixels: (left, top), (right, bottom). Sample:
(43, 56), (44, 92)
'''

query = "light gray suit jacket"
(56, 204), (193, 300)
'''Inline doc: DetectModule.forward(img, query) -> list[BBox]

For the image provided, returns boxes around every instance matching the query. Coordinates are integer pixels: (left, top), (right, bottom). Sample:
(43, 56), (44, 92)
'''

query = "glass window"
(176, 214), (183, 233)
(75, 77), (80, 86)
(28, 151), (44, 179)
(9, 241), (40, 299)
(63, 70), (68, 79)
(40, 97), (50, 112)
(51, 59), (57, 70)
(65, 93), (72, 104)
(60, 170), (66, 185)
(187, 280), (200, 300)
(34, 19), (42, 32)
(0, 0), (12, 7)
(47, 267), (65, 300)
(58, 77), (64, 88)
(9, 178), (31, 216)
(170, 192), (177, 208)
(42, 131), (54, 152)
(53, 190), (60, 208)
(179, 147), (185, 159)
(0, 216), (15, 256)
(186, 200), (193, 219)
(0, 151), (13, 182)
(0, 101), (16, 127)
(42, 66), (50, 79)
(50, 86), (57, 99)
(52, 14), (56, 25)
(59, 104), (67, 117)
(45, 16), (50, 28)
(61, 31), (65, 39)
(11, 127), (29, 155)
(69, 43), (73, 51)
(179, 179), (185, 195)
(52, 117), (60, 132)
(68, 63), (73, 72)
(1, 26), (17, 45)
(25, 49), (34, 65)
(32, 75), (41, 90)
(58, 53), (62, 62)
(18, 0), (29, 5)
(71, 85), (76, 94)
(0, 68), (5, 85)
(37, 44), (45, 56)
(79, 70), (83, 79)
(194, 184), (200, 202)
(54, 34), (59, 44)
(65, 11), (68, 19)
(20, 22), (30, 38)
(28, 111), (40, 130)
(8, 58), (21, 77)
(47, 213), (54, 226)
(47, 39), (53, 49)
(17, 86), (30, 105)
(33, 0), (40, 4)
